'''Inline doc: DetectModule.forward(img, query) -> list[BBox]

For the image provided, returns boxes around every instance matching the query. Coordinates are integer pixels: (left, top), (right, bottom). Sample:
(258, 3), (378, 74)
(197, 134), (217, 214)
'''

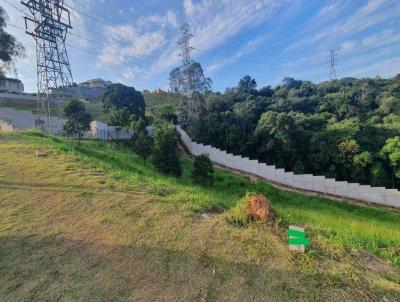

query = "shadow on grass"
(1, 235), (396, 302)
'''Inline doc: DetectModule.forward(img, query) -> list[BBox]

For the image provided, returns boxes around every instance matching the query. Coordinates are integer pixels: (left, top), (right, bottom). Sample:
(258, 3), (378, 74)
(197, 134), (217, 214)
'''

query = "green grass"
(3, 130), (400, 267)
(144, 92), (179, 110)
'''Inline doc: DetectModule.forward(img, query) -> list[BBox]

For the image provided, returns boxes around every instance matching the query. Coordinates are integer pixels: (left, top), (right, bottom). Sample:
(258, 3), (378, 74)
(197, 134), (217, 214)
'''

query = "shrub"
(191, 154), (214, 185)
(133, 131), (152, 162)
(224, 197), (250, 226)
(152, 122), (181, 176)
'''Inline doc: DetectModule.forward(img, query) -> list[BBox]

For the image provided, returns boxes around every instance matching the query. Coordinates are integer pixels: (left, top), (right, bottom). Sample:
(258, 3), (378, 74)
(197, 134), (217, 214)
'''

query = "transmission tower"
(21, 0), (74, 131)
(329, 50), (337, 80)
(177, 23), (195, 126)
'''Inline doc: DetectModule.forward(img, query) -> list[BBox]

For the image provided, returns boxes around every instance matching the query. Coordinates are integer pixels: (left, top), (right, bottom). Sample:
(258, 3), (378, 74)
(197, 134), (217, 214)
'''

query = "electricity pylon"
(21, 0), (74, 131)
(329, 50), (337, 80)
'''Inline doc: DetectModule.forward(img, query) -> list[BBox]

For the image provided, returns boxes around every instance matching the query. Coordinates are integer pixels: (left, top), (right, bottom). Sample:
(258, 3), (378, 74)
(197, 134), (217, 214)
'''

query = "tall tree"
(63, 99), (92, 144)
(0, 6), (25, 77)
(238, 75), (257, 94)
(381, 136), (400, 187)
(169, 61), (212, 93)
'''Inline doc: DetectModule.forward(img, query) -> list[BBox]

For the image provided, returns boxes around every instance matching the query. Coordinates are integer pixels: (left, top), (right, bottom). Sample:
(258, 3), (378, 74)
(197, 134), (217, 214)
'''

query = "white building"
(0, 78), (24, 93)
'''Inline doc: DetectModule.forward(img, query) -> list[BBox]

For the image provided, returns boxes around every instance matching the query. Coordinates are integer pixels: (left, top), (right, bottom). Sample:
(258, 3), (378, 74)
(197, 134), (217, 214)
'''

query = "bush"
(133, 131), (152, 162)
(152, 122), (181, 176)
(191, 154), (214, 185)
(224, 197), (250, 226)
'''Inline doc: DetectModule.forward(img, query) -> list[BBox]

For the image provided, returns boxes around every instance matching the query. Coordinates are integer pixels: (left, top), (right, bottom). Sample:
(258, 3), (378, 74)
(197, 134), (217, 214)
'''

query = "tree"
(0, 6), (25, 77)
(110, 107), (132, 128)
(153, 122), (182, 176)
(381, 136), (400, 187)
(338, 139), (360, 180)
(63, 99), (91, 144)
(102, 84), (145, 118)
(169, 67), (183, 93)
(154, 105), (178, 125)
(134, 131), (152, 162)
(192, 154), (214, 185)
(169, 61), (212, 93)
(238, 75), (257, 94)
(353, 151), (373, 183)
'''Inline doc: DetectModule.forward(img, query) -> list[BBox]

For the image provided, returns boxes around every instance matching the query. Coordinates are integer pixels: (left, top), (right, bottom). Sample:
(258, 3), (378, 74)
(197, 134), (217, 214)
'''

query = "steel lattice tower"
(177, 23), (195, 126)
(21, 0), (74, 130)
(329, 50), (337, 80)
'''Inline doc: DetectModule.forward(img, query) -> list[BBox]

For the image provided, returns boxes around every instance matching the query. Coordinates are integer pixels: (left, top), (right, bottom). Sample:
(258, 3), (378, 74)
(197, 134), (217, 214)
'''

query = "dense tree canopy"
(0, 6), (24, 77)
(102, 84), (145, 119)
(188, 75), (400, 189)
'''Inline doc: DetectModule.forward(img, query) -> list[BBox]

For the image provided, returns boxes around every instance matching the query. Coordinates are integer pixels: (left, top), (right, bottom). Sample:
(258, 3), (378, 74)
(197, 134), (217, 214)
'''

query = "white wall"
(177, 126), (400, 209)
(0, 108), (64, 134)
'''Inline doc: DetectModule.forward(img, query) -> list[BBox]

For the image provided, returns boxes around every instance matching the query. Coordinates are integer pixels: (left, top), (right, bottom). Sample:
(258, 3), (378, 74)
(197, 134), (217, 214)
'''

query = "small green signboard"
(287, 225), (310, 252)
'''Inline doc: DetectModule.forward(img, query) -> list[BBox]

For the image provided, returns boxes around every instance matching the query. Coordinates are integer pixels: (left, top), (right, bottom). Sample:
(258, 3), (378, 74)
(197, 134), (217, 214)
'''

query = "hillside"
(0, 92), (178, 124)
(188, 75), (400, 189)
(0, 131), (399, 301)
(144, 92), (179, 110)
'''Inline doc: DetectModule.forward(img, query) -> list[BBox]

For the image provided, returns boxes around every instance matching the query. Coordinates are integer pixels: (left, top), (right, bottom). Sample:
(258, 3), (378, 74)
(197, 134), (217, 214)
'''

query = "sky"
(2, 0), (400, 93)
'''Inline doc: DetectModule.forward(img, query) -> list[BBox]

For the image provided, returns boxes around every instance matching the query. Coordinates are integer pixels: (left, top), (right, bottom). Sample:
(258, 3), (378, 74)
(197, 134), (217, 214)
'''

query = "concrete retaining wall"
(177, 126), (400, 208)
(89, 121), (133, 140)
(0, 108), (64, 134)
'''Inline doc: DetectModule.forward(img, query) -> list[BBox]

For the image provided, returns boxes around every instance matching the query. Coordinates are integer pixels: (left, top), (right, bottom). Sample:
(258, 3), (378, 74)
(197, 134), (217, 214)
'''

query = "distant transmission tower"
(21, 0), (74, 131)
(177, 23), (195, 127)
(329, 50), (337, 80)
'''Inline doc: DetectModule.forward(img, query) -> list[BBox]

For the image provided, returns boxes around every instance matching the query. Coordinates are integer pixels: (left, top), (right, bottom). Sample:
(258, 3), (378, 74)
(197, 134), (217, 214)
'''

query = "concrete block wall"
(0, 108), (65, 134)
(176, 126), (400, 209)
(89, 121), (133, 140)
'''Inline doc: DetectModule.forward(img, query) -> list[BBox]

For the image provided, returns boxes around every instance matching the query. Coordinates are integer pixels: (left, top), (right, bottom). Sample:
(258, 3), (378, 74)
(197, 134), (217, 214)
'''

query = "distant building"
(0, 78), (24, 94)
(143, 89), (150, 94)
(154, 88), (166, 94)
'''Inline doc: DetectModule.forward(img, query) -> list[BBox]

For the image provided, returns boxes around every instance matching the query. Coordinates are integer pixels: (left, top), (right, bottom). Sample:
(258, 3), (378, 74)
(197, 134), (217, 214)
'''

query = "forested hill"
(188, 75), (400, 189)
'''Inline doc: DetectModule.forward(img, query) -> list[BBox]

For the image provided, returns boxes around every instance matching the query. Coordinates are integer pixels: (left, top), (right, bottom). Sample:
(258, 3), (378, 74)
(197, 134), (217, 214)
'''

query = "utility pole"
(21, 0), (74, 132)
(329, 50), (337, 80)
(177, 23), (195, 127)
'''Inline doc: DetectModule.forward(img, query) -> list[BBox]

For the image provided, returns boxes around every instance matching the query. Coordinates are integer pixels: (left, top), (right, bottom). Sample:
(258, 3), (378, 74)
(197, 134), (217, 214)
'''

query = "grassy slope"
(1, 93), (177, 124)
(0, 131), (399, 301)
(144, 93), (179, 110)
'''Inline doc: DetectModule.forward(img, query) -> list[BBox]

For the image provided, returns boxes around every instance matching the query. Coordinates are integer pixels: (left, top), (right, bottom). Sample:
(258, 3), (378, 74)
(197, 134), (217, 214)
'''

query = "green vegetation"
(189, 75), (400, 189)
(192, 153), (214, 185)
(62, 99), (92, 143)
(0, 6), (25, 78)
(0, 131), (399, 300)
(144, 92), (179, 110)
(153, 122), (182, 176)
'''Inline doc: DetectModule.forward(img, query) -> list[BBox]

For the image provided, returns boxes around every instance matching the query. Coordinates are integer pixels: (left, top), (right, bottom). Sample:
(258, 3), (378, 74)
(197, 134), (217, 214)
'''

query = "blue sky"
(3, 0), (400, 93)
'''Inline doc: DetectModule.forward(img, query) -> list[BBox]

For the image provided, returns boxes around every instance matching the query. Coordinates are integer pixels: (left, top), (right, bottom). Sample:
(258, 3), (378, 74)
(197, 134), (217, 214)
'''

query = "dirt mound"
(247, 193), (277, 222)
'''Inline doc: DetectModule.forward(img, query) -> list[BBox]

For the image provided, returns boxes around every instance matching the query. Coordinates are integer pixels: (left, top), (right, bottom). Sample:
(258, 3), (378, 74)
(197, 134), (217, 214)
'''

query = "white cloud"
(141, 10), (179, 29)
(98, 25), (166, 65)
(285, 0), (399, 53)
(187, 0), (289, 51)
(147, 0), (292, 78)
(205, 35), (268, 74)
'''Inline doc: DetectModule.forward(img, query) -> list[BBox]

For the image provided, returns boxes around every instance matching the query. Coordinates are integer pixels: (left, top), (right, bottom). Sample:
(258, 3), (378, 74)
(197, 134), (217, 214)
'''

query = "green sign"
(287, 226), (310, 250)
